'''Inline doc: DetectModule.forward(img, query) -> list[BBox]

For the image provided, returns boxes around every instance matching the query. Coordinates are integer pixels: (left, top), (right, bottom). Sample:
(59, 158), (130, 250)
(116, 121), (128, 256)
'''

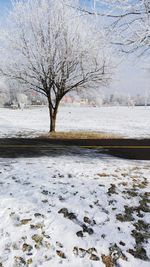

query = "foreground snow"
(0, 106), (150, 138)
(0, 150), (150, 267)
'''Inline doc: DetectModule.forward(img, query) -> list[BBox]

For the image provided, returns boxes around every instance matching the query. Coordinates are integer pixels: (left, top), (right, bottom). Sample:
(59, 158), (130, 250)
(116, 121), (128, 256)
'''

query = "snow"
(0, 106), (150, 138)
(0, 152), (150, 267)
(0, 106), (150, 266)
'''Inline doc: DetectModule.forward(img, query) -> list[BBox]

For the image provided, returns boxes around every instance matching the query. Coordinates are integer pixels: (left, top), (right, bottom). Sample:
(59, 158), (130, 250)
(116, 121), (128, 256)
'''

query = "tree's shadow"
(0, 138), (149, 160)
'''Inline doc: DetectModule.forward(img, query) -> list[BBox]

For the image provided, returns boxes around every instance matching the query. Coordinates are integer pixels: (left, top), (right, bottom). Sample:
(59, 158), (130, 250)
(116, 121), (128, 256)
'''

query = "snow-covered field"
(0, 106), (150, 267)
(0, 106), (150, 138)
(0, 152), (150, 267)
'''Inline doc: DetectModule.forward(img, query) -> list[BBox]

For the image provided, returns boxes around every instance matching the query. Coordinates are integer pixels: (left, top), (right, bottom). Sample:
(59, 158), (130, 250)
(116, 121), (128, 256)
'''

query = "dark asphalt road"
(0, 138), (150, 159)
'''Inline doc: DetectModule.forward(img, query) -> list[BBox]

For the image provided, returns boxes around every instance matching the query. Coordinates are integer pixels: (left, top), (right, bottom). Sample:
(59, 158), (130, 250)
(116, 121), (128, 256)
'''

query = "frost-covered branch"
(79, 0), (150, 56)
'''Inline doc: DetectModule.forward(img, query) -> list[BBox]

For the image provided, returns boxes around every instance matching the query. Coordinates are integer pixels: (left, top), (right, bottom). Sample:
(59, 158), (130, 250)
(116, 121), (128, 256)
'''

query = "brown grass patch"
(40, 131), (121, 140)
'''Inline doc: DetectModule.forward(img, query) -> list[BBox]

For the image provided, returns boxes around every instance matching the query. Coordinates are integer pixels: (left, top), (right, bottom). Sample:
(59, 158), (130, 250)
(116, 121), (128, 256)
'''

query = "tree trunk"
(48, 100), (59, 133)
(50, 111), (57, 132)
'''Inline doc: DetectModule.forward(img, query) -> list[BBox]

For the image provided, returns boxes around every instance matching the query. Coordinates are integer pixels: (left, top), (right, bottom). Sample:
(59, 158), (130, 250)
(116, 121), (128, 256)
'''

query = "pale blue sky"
(0, 0), (149, 96)
(0, 0), (11, 9)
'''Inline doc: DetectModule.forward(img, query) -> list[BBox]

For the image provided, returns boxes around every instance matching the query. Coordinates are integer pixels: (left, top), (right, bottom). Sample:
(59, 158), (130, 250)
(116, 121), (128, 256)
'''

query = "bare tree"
(0, 0), (113, 132)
